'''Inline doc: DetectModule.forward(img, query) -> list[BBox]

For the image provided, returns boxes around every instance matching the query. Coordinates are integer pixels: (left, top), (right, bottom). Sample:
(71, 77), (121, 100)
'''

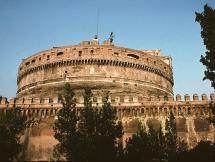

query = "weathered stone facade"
(0, 39), (214, 161)
(17, 39), (173, 99)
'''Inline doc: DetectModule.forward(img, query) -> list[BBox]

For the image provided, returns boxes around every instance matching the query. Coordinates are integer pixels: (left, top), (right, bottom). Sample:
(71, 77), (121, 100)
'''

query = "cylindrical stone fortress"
(17, 39), (173, 99)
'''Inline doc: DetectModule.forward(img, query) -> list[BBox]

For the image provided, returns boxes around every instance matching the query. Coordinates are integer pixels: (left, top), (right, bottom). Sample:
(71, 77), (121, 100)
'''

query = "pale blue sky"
(0, 0), (214, 98)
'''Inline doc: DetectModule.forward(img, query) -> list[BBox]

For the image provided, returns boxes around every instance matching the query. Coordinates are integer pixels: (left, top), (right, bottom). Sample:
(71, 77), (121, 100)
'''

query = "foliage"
(124, 111), (215, 162)
(78, 90), (123, 162)
(53, 84), (215, 162)
(165, 111), (177, 160)
(207, 102), (215, 126)
(0, 107), (28, 161)
(77, 87), (97, 161)
(175, 141), (215, 162)
(53, 85), (123, 162)
(125, 123), (168, 162)
(195, 4), (215, 89)
(53, 83), (80, 161)
(125, 124), (162, 162)
(124, 111), (188, 162)
(95, 94), (123, 161)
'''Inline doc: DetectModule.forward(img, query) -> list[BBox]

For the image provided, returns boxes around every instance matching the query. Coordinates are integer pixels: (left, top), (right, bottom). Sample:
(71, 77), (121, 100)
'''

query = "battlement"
(1, 93), (214, 153)
(1, 93), (214, 109)
(3, 37), (215, 160)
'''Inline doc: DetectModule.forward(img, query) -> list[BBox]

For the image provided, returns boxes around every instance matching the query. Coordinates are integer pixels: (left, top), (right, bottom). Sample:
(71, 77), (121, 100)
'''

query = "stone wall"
(17, 41), (173, 98)
(0, 93), (214, 160)
(1, 40), (214, 160)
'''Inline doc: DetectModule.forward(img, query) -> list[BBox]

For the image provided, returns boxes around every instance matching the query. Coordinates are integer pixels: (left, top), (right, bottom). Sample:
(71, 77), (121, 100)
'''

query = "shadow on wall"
(23, 117), (58, 161)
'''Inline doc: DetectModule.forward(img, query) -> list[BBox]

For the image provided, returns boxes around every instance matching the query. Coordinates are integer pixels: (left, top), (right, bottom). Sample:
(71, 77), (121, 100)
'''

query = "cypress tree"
(96, 94), (123, 162)
(0, 107), (28, 161)
(165, 111), (178, 161)
(78, 87), (97, 161)
(53, 83), (81, 161)
(195, 4), (215, 89)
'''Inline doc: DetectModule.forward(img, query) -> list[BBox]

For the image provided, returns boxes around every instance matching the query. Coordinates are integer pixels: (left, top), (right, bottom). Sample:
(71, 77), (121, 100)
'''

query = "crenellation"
(184, 94), (190, 102)
(193, 94), (199, 101)
(2, 93), (213, 112)
(3, 93), (214, 107)
(1, 40), (214, 161)
(9, 97), (16, 107)
(167, 95), (174, 102)
(210, 93), (215, 101)
(176, 94), (181, 101)
(0, 97), (7, 105)
(201, 94), (208, 101)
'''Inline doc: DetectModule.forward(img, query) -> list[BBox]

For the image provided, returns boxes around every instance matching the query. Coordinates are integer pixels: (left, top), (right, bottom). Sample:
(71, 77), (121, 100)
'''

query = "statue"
(109, 32), (114, 43)
(94, 35), (98, 40)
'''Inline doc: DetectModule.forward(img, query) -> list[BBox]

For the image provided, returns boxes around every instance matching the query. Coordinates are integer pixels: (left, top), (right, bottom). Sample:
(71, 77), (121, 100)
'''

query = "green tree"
(165, 111), (177, 145)
(53, 83), (81, 161)
(125, 124), (149, 162)
(78, 89), (123, 162)
(125, 123), (166, 162)
(94, 94), (123, 162)
(196, 4), (215, 126)
(125, 112), (187, 162)
(78, 87), (97, 161)
(165, 111), (189, 162)
(165, 111), (177, 159)
(208, 103), (215, 125)
(195, 4), (215, 89)
(175, 141), (215, 162)
(53, 85), (123, 162)
(0, 107), (28, 161)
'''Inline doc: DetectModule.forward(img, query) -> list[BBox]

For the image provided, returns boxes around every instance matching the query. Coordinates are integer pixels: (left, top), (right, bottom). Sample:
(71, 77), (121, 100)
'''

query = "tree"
(0, 107), (28, 161)
(125, 124), (150, 162)
(125, 111), (188, 162)
(53, 85), (123, 162)
(165, 111), (177, 159)
(196, 4), (215, 127)
(195, 4), (215, 89)
(175, 141), (215, 162)
(53, 83), (80, 161)
(165, 111), (190, 162)
(94, 94), (123, 162)
(189, 141), (215, 162)
(125, 123), (167, 162)
(78, 87), (97, 161)
(208, 102), (215, 125)
(78, 89), (123, 162)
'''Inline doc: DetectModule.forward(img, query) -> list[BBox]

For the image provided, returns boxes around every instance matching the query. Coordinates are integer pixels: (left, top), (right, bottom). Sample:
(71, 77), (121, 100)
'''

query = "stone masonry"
(0, 38), (214, 161)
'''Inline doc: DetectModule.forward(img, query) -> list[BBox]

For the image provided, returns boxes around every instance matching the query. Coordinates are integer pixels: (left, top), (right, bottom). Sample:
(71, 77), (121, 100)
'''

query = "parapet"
(0, 93), (214, 109)
(175, 94), (214, 102)
(0, 97), (8, 105)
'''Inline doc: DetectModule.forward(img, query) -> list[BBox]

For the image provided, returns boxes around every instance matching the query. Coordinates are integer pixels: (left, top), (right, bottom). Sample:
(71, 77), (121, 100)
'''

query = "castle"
(0, 37), (214, 161)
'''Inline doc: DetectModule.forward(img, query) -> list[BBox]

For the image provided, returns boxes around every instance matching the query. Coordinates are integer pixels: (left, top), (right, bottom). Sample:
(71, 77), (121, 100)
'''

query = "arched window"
(127, 54), (139, 59)
(57, 52), (64, 56)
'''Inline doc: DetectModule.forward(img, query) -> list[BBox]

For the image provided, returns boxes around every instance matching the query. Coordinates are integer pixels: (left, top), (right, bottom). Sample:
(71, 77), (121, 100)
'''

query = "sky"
(0, 0), (214, 99)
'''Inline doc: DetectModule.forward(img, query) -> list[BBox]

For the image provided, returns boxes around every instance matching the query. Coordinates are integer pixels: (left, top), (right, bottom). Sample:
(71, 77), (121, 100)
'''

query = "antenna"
(96, 8), (99, 39)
